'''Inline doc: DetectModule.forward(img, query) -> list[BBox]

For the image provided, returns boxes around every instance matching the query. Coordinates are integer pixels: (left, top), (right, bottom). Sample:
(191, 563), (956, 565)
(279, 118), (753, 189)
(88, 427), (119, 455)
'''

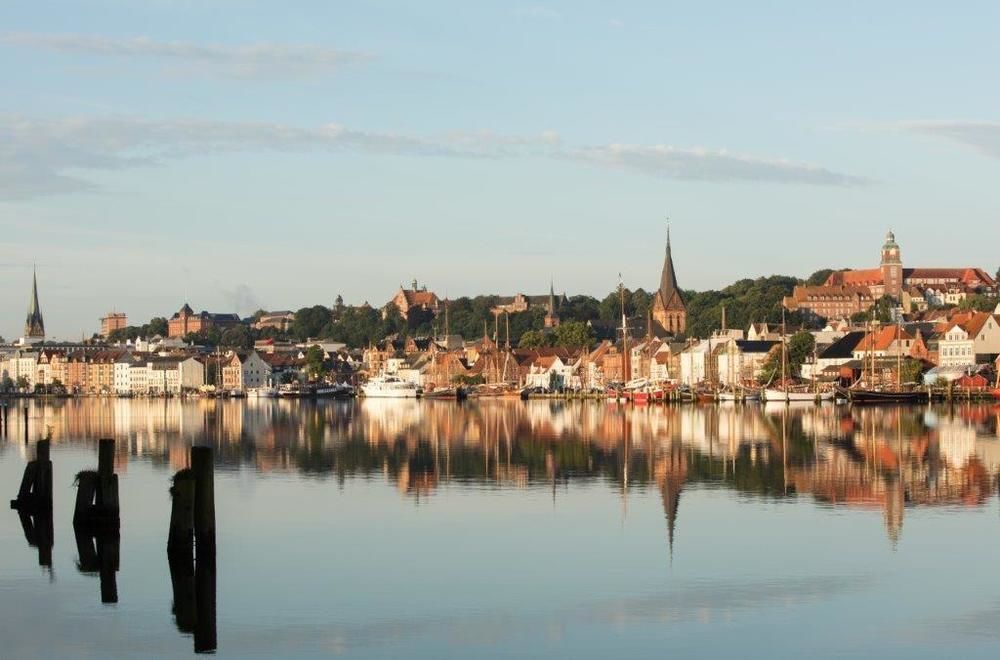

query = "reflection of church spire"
(656, 441), (687, 562)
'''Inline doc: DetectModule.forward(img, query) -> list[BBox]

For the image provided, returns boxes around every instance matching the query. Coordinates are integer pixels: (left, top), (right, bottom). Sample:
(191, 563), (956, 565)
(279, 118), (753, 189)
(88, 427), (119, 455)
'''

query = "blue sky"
(2, 1), (1000, 339)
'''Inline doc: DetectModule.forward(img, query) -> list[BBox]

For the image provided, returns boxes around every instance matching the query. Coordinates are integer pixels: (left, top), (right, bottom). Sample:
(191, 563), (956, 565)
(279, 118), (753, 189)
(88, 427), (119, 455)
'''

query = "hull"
(361, 385), (419, 398)
(764, 389), (835, 403)
(846, 389), (929, 404)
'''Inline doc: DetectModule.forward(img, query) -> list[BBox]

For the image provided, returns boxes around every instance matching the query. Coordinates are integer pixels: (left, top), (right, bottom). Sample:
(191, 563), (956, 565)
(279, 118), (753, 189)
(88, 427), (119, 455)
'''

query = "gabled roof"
(819, 331), (866, 359)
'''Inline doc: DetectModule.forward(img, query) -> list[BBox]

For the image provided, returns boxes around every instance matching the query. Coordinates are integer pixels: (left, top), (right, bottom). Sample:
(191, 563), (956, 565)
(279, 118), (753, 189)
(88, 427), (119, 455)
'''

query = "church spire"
(24, 265), (45, 340)
(659, 224), (682, 306)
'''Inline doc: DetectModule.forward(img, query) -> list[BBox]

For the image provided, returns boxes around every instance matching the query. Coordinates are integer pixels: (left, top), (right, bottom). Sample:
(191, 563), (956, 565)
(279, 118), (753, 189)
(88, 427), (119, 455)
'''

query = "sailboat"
(423, 299), (468, 401)
(763, 310), (834, 404)
(843, 323), (928, 404)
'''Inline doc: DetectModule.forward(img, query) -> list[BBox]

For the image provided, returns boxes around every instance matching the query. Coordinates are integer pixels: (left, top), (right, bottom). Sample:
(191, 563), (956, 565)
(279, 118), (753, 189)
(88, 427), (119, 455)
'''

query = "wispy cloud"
(0, 33), (372, 78)
(565, 143), (870, 186)
(895, 120), (1000, 159)
(0, 116), (871, 200)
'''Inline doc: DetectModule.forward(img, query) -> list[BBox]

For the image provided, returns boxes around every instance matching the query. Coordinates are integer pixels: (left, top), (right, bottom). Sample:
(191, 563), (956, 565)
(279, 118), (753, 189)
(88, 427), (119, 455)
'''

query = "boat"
(840, 387), (929, 404)
(845, 323), (928, 404)
(314, 383), (355, 399)
(361, 374), (420, 398)
(423, 386), (467, 401)
(247, 386), (277, 398)
(764, 387), (834, 403)
(765, 309), (834, 404)
(718, 387), (761, 403)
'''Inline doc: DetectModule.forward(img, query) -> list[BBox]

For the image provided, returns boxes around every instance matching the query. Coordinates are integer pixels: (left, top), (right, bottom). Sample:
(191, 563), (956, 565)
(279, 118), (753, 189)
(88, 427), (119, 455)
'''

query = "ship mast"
(619, 275), (631, 383)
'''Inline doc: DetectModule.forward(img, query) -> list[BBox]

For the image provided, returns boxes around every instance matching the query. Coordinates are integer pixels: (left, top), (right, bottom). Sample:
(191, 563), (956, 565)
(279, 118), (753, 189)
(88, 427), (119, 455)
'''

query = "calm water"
(3, 398), (1000, 658)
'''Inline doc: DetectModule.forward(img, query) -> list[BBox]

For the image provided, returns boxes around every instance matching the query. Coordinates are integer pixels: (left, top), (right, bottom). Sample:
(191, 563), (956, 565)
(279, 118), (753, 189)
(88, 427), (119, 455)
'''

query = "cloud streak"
(896, 120), (1000, 159)
(0, 116), (871, 200)
(0, 33), (371, 78)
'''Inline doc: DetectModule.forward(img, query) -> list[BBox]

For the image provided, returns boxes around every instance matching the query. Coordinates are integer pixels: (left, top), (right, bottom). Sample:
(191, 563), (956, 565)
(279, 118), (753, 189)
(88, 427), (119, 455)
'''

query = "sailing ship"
(763, 309), (834, 404)
(842, 322), (929, 404)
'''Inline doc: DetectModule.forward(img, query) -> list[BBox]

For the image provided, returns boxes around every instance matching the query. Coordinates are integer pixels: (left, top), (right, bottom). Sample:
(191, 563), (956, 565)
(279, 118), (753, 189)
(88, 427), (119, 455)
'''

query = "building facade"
(168, 303), (241, 338)
(785, 231), (996, 320)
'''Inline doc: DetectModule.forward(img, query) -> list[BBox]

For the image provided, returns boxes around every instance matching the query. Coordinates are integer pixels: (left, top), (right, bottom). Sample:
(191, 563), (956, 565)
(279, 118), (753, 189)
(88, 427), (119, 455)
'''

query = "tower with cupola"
(880, 230), (903, 299)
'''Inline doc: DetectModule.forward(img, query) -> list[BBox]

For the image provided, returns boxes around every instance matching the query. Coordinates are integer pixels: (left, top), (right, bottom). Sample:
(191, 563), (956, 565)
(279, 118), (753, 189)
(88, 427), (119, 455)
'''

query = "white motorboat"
(361, 374), (420, 398)
(247, 387), (277, 398)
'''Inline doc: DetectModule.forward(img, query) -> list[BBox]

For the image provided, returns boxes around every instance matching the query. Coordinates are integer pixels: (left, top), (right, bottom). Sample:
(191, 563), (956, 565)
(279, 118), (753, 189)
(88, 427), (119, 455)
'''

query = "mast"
(780, 307), (787, 391)
(619, 275), (631, 383)
(896, 323), (902, 391)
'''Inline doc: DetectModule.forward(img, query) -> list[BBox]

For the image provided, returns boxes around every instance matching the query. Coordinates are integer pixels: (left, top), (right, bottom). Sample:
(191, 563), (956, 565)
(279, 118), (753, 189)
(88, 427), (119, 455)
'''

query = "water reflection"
(11, 398), (1000, 548)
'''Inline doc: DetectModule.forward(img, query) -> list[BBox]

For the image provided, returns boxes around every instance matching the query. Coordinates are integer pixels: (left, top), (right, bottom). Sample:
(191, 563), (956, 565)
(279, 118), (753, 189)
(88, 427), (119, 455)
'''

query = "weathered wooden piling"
(168, 446), (217, 653)
(97, 438), (120, 522)
(23, 406), (28, 443)
(73, 439), (120, 527)
(167, 469), (195, 552)
(10, 439), (52, 512)
(191, 446), (215, 555)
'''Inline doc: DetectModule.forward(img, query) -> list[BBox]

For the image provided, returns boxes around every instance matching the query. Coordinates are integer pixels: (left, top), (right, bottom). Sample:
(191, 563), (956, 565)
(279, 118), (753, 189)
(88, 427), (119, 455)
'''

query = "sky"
(2, 1), (1000, 339)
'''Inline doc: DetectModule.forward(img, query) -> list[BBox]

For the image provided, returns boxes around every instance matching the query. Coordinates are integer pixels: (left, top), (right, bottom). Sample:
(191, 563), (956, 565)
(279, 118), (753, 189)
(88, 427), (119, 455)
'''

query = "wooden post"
(11, 440), (52, 511)
(167, 470), (195, 552)
(23, 406), (29, 443)
(191, 447), (215, 555)
(97, 439), (119, 522)
(73, 471), (99, 527)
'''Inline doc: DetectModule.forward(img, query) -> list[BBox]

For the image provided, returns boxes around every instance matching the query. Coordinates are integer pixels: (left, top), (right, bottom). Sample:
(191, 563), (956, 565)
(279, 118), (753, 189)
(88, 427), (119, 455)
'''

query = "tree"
(519, 329), (549, 348)
(900, 358), (925, 385)
(292, 305), (332, 341)
(806, 269), (836, 286)
(304, 345), (326, 381)
(552, 321), (595, 349)
(957, 294), (999, 312)
(758, 331), (815, 383)
(147, 317), (168, 337)
(220, 324), (253, 349)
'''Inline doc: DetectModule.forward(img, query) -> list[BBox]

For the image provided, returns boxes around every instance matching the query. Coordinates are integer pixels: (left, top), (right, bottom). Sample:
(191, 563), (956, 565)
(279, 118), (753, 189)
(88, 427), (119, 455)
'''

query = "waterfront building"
(221, 350), (272, 391)
(937, 312), (1000, 367)
(100, 312), (128, 337)
(651, 228), (687, 336)
(167, 303), (241, 338)
(785, 231), (996, 320)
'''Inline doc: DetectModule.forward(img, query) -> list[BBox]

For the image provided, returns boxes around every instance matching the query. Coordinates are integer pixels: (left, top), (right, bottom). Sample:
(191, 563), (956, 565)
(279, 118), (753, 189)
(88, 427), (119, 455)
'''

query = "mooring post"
(191, 446), (215, 556)
(23, 406), (29, 443)
(167, 469), (195, 552)
(36, 440), (52, 509)
(97, 438), (119, 522)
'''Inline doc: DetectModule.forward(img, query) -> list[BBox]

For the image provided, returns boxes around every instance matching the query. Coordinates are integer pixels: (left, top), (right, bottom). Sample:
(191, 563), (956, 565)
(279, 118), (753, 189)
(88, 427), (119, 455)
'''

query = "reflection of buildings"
(16, 399), (1000, 545)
